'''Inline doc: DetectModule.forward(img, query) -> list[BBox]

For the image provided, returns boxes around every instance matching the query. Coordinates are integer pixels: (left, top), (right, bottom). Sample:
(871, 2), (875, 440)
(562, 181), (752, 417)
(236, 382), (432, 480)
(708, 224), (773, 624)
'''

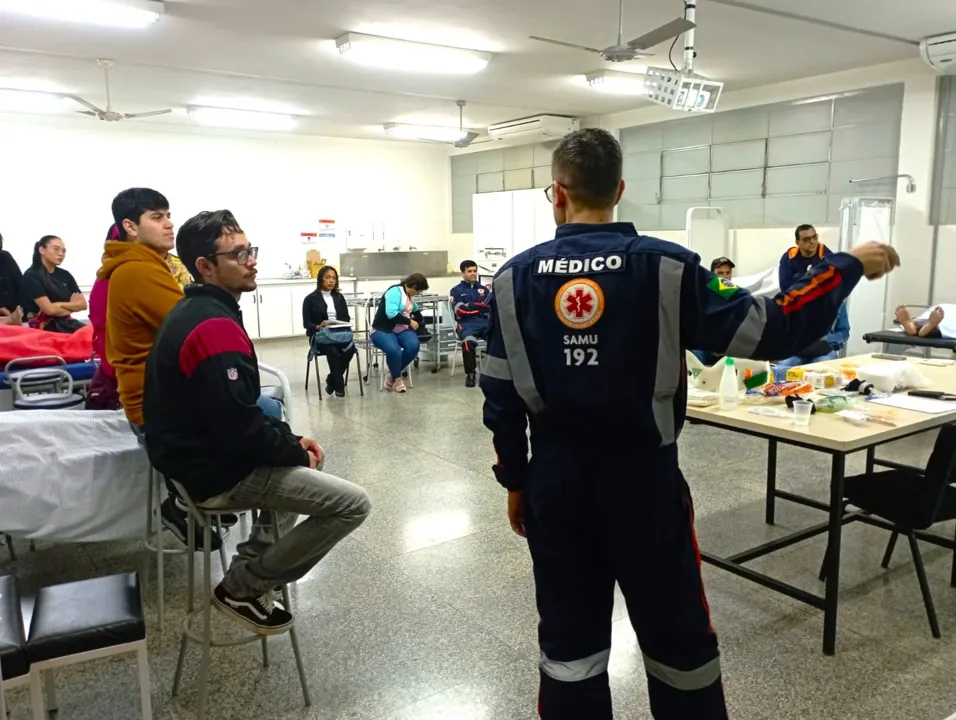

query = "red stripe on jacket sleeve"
(178, 317), (253, 377)
(781, 274), (842, 315)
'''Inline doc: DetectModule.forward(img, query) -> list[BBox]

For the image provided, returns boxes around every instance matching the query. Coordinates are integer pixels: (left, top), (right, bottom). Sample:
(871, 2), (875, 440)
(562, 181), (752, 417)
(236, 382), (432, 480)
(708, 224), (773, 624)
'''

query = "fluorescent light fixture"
(0, 89), (70, 114)
(336, 32), (491, 75)
(585, 70), (648, 96)
(187, 106), (299, 132)
(0, 0), (163, 28)
(383, 122), (477, 144)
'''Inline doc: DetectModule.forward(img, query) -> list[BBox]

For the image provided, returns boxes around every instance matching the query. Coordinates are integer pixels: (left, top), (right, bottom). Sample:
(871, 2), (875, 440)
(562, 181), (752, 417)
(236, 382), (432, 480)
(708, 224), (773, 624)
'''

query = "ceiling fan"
(529, 0), (696, 63)
(71, 59), (173, 122)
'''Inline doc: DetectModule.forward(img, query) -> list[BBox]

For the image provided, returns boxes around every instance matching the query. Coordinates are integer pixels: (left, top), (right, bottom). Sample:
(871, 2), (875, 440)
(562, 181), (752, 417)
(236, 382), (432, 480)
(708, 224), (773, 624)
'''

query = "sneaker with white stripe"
(213, 583), (293, 635)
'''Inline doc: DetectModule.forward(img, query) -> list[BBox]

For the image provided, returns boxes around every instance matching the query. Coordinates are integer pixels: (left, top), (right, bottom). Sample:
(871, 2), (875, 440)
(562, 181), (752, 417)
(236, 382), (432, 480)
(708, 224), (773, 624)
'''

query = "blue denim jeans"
(371, 329), (420, 379)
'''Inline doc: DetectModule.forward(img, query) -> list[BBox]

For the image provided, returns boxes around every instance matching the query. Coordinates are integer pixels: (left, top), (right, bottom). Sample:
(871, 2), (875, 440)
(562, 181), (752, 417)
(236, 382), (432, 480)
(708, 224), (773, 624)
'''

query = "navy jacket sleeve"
(478, 292), (529, 492)
(682, 252), (864, 361)
(182, 317), (310, 469)
(777, 253), (795, 292)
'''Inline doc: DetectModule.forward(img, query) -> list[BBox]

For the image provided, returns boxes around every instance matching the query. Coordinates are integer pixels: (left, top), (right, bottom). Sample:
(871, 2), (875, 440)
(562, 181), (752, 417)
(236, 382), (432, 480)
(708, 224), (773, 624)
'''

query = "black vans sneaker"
(160, 497), (223, 551)
(213, 583), (293, 635)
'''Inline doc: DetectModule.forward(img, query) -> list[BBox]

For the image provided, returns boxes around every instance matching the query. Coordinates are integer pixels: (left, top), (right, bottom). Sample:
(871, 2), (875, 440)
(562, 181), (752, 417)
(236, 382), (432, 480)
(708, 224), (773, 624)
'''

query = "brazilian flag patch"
(706, 276), (739, 300)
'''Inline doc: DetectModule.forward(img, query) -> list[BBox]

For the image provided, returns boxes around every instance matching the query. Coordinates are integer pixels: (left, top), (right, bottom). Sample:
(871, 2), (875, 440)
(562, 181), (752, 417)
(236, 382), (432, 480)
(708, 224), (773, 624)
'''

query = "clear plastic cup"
(792, 400), (812, 427)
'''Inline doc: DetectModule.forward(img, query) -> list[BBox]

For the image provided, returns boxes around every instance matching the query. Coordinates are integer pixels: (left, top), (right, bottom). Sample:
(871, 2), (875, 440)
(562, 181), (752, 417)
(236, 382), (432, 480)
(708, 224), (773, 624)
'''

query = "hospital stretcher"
(0, 356), (95, 411)
(0, 364), (293, 543)
(862, 304), (956, 356)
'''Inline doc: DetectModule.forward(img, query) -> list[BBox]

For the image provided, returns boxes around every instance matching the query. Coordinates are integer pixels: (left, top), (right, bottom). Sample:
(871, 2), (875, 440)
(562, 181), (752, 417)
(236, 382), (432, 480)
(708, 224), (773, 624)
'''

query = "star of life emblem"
(554, 278), (605, 330)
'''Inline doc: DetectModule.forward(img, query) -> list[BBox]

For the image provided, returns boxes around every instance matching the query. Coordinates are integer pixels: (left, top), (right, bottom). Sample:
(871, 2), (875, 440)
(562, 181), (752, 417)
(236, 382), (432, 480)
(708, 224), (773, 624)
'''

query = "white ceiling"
(0, 0), (951, 140)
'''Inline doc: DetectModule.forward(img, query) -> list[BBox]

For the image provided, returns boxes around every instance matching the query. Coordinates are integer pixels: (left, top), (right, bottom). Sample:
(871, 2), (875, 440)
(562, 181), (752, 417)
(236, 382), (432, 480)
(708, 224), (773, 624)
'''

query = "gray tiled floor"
(4, 337), (956, 719)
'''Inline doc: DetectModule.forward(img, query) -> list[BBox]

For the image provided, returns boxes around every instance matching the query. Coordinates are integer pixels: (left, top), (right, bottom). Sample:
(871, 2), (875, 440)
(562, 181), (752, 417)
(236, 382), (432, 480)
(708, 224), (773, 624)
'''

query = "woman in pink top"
(86, 225), (122, 409)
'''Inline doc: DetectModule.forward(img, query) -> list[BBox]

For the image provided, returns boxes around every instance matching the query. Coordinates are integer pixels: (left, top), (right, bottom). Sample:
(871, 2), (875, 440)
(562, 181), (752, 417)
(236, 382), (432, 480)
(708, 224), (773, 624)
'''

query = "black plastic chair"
(834, 424), (956, 639)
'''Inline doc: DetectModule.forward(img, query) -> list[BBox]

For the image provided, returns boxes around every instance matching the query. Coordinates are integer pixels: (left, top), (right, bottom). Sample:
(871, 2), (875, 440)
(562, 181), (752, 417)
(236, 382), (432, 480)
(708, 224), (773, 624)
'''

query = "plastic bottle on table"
(719, 357), (739, 411)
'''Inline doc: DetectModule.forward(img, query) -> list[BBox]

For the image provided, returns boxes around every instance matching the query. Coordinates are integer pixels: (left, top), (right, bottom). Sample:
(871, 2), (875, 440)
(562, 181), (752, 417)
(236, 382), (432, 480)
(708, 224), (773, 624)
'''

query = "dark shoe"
(465, 373), (476, 388)
(325, 383), (334, 396)
(161, 497), (222, 551)
(213, 583), (293, 636)
(334, 390), (345, 397)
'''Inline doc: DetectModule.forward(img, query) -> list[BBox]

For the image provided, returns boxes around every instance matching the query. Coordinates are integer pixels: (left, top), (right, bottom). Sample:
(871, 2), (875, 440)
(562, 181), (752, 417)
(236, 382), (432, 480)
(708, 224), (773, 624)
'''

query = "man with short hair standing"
(144, 209), (370, 634)
(450, 259), (492, 387)
(778, 223), (832, 290)
(479, 128), (900, 719)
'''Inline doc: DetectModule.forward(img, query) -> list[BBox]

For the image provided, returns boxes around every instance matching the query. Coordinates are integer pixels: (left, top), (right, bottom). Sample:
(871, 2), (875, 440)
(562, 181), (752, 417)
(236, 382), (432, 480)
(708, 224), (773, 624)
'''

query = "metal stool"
(144, 468), (229, 633)
(170, 481), (310, 720)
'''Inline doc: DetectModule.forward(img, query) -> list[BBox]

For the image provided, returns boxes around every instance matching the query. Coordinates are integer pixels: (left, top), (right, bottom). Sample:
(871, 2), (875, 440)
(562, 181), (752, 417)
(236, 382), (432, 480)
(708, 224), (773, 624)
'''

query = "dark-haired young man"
(101, 188), (233, 548)
(479, 127), (900, 719)
(450, 259), (492, 387)
(144, 209), (370, 634)
(778, 223), (832, 290)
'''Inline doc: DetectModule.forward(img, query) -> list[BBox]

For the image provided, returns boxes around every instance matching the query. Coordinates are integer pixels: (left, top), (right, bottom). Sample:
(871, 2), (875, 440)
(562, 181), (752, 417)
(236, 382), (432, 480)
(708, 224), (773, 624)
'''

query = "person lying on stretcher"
(895, 305), (947, 338)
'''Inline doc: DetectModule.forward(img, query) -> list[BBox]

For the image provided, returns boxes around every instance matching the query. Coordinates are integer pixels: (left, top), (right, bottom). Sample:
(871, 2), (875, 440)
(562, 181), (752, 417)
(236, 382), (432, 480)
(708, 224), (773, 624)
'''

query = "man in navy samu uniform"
(479, 128), (900, 719)
(450, 259), (492, 387)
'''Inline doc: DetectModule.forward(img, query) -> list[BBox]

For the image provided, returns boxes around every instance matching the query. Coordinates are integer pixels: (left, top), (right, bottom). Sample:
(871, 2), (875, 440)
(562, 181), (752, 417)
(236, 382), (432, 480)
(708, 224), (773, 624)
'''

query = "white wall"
(602, 59), (941, 315)
(0, 115), (452, 286)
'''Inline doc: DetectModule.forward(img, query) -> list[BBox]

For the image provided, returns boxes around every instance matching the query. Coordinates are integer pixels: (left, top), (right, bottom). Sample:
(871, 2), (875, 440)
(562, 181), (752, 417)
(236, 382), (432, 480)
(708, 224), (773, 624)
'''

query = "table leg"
(765, 439), (778, 525)
(823, 452), (846, 655)
(865, 446), (875, 474)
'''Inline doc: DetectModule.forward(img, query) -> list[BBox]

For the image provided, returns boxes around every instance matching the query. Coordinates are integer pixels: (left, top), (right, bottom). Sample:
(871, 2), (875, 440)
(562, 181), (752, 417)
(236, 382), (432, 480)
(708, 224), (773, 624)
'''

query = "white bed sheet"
(0, 409), (149, 542)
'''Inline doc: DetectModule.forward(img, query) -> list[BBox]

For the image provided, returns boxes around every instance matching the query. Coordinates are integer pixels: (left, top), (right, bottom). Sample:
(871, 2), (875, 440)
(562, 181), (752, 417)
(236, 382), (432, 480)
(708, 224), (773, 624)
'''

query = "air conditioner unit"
(920, 32), (956, 74)
(487, 115), (579, 144)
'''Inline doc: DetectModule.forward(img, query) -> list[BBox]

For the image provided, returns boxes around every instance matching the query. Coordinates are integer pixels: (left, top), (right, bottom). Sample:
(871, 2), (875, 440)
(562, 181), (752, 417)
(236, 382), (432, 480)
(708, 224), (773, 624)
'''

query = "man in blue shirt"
(778, 224), (833, 290)
(479, 128), (900, 720)
(450, 259), (492, 387)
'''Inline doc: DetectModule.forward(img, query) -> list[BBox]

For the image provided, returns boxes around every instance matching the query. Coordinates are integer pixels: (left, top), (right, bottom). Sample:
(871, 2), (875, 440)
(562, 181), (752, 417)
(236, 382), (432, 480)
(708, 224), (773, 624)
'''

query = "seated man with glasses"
(143, 209), (370, 634)
(778, 224), (832, 291)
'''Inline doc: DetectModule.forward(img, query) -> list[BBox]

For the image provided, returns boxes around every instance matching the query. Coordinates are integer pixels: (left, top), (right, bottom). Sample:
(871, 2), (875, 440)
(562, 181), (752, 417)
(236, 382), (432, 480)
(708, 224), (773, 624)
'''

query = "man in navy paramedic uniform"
(778, 223), (833, 290)
(450, 259), (492, 387)
(479, 128), (900, 720)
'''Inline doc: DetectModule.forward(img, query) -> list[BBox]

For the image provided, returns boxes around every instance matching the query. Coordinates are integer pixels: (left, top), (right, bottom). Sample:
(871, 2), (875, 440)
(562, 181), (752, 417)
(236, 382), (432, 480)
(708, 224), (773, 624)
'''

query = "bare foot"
(895, 305), (918, 336)
(920, 306), (945, 337)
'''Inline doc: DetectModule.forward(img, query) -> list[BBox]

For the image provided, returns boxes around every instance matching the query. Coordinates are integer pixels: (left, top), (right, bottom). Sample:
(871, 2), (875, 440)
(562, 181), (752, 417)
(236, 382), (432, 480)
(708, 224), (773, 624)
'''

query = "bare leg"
(919, 306), (944, 337)
(895, 305), (918, 336)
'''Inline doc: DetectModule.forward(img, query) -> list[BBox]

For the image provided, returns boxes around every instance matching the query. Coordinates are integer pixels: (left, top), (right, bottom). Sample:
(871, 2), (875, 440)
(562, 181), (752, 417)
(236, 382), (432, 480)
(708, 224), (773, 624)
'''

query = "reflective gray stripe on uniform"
(493, 267), (545, 414)
(481, 354), (512, 381)
(540, 649), (611, 683)
(725, 298), (768, 358)
(642, 653), (722, 691)
(454, 302), (466, 314)
(654, 256), (684, 446)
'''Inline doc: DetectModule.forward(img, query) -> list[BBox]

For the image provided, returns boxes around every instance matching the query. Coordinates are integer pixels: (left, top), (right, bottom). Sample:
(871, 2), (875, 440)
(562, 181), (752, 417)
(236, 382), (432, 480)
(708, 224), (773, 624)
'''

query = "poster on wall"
(318, 218), (337, 241)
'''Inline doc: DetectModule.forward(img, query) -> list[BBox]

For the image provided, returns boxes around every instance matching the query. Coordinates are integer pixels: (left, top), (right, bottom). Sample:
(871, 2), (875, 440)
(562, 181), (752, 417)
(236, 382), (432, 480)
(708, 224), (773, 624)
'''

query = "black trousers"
(526, 449), (727, 720)
(322, 344), (356, 393)
(462, 341), (478, 374)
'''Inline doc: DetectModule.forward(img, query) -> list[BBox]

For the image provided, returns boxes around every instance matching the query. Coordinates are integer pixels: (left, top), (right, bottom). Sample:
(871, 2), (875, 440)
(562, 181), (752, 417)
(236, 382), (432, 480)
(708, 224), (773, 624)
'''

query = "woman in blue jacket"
(371, 273), (429, 392)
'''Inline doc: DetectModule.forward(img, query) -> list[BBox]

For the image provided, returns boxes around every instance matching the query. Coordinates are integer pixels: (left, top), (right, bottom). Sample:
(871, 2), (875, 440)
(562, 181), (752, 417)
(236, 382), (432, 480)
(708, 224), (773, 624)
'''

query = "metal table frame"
(691, 416), (956, 655)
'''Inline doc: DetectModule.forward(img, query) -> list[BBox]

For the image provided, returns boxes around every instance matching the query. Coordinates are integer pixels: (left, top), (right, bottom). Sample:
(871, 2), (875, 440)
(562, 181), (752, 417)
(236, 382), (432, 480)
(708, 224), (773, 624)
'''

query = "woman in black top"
(0, 232), (23, 325)
(21, 235), (87, 333)
(302, 266), (356, 396)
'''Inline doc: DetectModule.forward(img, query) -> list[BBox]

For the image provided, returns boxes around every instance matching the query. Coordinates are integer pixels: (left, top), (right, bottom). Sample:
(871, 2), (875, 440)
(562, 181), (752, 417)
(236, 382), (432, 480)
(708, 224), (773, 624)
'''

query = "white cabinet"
(473, 189), (556, 264)
(256, 286), (295, 339)
(290, 283), (315, 336)
(239, 292), (260, 339)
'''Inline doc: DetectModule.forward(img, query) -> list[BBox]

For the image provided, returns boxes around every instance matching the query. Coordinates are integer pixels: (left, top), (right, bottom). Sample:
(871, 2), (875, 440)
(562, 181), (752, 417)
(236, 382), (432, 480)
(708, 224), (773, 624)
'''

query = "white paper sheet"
(868, 394), (956, 415)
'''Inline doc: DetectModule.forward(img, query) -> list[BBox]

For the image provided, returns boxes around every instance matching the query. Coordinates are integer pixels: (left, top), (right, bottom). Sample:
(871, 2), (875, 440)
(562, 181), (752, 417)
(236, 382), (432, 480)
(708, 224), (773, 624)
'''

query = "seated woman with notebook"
(303, 265), (355, 397)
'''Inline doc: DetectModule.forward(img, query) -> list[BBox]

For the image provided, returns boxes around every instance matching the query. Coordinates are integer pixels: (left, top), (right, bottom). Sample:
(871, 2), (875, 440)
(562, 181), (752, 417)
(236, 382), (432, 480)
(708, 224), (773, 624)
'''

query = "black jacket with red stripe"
(143, 284), (309, 501)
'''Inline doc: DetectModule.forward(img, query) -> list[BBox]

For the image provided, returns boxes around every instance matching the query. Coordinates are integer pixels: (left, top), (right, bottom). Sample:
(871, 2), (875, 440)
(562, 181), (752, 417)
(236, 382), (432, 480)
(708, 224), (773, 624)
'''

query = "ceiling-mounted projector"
(920, 32), (956, 74)
(643, 66), (723, 113)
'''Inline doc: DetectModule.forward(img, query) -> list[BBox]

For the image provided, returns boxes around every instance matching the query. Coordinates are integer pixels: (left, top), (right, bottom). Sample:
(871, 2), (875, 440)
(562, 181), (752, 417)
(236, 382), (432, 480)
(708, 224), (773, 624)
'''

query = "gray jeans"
(199, 465), (371, 598)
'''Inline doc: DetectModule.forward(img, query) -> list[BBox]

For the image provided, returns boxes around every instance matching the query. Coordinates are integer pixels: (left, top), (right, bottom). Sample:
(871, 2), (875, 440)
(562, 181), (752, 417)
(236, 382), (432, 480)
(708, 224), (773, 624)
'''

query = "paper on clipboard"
(324, 320), (352, 327)
(868, 394), (956, 415)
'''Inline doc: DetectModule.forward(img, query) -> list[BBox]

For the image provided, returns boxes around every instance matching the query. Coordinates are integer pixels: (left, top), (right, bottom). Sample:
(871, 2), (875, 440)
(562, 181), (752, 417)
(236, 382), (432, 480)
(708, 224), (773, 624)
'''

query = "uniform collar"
(554, 222), (639, 239)
(185, 283), (240, 310)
